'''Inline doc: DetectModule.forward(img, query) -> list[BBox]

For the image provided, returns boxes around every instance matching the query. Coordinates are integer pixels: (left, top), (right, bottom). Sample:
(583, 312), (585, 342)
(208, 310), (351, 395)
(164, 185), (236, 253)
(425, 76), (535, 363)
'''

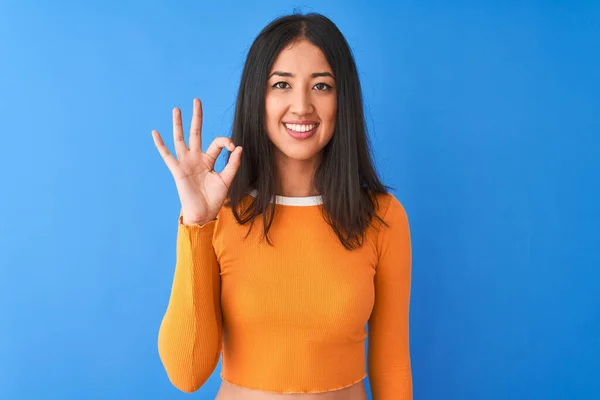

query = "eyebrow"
(268, 71), (335, 79)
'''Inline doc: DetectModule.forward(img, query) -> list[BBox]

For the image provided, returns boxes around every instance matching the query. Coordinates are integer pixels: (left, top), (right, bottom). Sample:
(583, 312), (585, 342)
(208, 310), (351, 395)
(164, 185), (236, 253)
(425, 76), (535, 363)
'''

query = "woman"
(152, 12), (413, 400)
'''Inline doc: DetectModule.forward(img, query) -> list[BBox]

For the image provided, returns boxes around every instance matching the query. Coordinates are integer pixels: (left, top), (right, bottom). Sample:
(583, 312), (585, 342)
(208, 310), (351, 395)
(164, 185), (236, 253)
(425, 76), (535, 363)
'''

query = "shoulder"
(372, 192), (409, 225)
(371, 193), (411, 260)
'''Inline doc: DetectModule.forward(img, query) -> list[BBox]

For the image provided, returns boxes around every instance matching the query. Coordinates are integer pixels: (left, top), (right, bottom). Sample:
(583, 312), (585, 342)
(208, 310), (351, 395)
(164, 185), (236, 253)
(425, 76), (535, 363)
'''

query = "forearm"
(158, 218), (223, 393)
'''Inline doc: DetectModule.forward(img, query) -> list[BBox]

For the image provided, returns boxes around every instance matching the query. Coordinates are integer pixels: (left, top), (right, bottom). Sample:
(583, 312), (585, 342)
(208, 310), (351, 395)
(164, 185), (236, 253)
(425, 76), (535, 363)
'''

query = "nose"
(290, 87), (314, 116)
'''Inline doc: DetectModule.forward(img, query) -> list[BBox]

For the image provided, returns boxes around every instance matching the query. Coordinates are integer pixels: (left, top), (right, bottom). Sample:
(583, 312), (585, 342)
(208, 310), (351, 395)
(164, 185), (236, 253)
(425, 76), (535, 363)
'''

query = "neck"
(273, 151), (321, 197)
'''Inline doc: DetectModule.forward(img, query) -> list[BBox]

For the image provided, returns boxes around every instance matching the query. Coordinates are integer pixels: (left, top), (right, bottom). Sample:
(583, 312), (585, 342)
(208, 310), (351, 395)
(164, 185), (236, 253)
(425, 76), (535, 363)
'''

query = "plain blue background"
(1, 0), (599, 399)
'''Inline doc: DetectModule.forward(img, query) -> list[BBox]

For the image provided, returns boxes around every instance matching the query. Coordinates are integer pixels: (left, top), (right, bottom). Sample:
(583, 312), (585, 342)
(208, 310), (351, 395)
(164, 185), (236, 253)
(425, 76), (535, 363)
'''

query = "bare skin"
(215, 379), (367, 400)
(152, 98), (243, 226)
(264, 39), (337, 197)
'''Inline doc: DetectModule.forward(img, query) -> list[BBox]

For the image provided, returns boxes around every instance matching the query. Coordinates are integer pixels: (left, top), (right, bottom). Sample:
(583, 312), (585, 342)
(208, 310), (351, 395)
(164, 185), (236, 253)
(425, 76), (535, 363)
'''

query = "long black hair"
(225, 12), (392, 250)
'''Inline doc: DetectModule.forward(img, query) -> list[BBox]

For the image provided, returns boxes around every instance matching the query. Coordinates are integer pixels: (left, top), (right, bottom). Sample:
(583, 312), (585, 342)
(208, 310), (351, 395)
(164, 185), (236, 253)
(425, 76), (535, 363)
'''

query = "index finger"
(189, 98), (202, 152)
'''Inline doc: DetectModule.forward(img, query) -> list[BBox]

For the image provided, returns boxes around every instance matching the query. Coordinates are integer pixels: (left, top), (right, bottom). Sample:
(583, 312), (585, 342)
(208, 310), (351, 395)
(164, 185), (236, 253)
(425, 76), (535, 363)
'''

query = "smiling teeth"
(285, 123), (317, 132)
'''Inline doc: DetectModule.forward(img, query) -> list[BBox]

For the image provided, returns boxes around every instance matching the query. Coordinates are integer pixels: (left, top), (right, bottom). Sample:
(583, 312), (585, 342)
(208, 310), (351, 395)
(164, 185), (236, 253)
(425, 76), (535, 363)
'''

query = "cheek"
(265, 96), (284, 122)
(318, 96), (337, 121)
(321, 98), (337, 129)
(264, 97), (285, 141)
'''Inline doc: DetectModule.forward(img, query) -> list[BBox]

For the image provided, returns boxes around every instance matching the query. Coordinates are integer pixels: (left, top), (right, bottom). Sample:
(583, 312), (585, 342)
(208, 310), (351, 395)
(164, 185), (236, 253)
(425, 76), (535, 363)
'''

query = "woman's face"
(265, 39), (337, 163)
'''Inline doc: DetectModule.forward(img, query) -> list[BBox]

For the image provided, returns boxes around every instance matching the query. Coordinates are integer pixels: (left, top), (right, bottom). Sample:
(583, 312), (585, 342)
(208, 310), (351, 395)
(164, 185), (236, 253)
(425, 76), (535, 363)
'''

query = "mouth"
(282, 122), (319, 140)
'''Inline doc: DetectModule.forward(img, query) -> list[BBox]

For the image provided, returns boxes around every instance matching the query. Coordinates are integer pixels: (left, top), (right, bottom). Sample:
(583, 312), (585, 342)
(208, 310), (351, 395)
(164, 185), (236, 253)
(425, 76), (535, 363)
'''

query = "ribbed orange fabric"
(158, 192), (412, 399)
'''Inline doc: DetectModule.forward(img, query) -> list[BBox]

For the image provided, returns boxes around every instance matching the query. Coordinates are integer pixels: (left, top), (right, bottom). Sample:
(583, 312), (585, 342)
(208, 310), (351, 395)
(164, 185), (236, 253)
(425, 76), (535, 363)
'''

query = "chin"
(278, 147), (321, 162)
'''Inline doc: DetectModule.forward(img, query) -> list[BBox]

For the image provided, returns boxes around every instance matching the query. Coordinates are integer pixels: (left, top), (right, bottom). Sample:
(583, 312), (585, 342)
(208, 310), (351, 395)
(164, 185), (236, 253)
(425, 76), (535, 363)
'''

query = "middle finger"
(172, 107), (188, 160)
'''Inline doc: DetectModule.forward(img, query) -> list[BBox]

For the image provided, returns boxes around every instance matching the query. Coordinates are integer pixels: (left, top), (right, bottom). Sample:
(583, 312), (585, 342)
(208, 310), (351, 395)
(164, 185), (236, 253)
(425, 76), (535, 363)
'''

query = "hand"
(152, 98), (243, 225)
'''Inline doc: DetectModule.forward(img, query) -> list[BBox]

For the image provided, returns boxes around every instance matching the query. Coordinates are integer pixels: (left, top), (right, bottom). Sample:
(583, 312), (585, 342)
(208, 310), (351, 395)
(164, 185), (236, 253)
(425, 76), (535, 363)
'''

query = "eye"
(313, 82), (332, 91)
(272, 81), (290, 89)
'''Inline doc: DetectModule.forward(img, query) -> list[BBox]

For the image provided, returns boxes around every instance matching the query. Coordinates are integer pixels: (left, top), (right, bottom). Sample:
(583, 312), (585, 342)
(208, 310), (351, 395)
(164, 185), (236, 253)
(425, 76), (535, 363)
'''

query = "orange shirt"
(158, 192), (412, 399)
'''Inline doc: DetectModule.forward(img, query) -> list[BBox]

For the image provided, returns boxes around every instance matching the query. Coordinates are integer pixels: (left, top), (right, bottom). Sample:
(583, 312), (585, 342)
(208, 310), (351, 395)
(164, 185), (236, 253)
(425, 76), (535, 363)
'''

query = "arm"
(368, 196), (413, 399)
(157, 211), (223, 393)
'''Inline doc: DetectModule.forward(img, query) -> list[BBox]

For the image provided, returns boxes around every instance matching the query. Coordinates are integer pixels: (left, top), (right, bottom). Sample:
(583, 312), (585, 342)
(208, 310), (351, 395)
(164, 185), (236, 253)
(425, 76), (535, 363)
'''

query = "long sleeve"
(157, 211), (223, 393)
(368, 196), (413, 399)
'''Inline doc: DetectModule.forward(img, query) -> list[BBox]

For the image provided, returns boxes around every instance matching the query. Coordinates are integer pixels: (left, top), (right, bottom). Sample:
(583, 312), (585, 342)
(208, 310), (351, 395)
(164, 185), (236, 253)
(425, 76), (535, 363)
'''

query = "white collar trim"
(249, 189), (323, 206)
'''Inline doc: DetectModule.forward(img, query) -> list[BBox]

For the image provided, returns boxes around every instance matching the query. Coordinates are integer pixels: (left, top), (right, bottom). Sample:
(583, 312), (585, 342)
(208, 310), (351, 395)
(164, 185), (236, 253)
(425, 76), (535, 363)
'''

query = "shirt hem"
(219, 372), (367, 394)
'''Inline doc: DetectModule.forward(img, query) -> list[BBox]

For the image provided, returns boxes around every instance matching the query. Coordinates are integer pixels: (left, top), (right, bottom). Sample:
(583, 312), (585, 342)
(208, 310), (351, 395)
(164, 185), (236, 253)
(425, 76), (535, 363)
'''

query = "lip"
(283, 120), (319, 125)
(283, 122), (318, 140)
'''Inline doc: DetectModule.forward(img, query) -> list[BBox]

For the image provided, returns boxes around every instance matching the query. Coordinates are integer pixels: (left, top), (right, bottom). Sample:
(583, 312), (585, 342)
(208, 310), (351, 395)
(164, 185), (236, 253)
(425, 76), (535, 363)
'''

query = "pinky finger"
(152, 130), (179, 173)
